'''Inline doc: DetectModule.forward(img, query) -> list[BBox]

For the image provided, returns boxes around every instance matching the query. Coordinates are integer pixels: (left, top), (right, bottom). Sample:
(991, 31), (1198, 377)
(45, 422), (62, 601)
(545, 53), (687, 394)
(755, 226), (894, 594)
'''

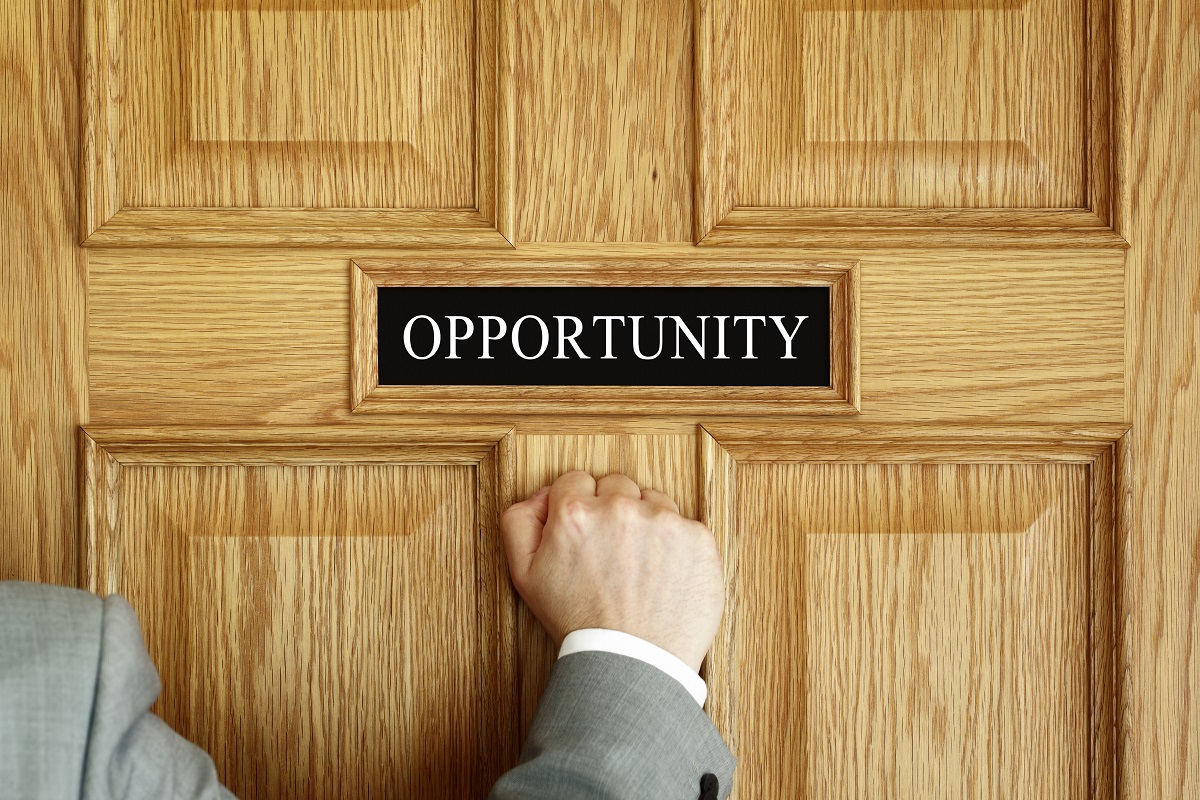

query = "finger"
(640, 487), (680, 514)
(596, 472), (642, 499)
(500, 486), (550, 582)
(547, 470), (598, 511)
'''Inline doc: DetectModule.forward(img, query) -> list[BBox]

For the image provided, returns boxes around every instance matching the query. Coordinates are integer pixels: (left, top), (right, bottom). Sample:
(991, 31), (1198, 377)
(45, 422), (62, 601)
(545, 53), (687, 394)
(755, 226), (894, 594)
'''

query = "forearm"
(490, 651), (735, 800)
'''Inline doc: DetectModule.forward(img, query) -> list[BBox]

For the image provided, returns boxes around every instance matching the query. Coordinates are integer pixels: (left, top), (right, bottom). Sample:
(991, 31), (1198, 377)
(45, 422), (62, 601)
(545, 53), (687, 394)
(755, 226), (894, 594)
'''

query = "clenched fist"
(500, 471), (725, 672)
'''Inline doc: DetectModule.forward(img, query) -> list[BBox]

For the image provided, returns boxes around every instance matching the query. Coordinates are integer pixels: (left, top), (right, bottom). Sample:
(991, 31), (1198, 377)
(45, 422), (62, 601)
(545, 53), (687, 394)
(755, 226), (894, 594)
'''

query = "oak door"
(75, 0), (1129, 798)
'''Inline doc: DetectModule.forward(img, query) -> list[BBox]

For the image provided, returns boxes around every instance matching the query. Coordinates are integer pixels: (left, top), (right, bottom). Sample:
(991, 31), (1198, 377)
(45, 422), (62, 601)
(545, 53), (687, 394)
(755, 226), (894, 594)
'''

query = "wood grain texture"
(513, 0), (693, 241)
(81, 0), (514, 247)
(1123, 1), (1200, 796)
(694, 0), (1130, 246)
(0, 0), (87, 585)
(730, 460), (1096, 798)
(81, 430), (519, 798)
(88, 246), (1122, 426)
(737, 0), (1086, 210)
(702, 421), (1129, 463)
(350, 258), (858, 415)
(511, 433), (699, 739)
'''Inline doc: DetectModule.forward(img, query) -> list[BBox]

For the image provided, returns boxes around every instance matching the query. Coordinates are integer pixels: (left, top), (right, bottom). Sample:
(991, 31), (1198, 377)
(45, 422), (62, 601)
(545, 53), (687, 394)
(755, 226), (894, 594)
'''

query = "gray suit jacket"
(1, 582), (735, 799)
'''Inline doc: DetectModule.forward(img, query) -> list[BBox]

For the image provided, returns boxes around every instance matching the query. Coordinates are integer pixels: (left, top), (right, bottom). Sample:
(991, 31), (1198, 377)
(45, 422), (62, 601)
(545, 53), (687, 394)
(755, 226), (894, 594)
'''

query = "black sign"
(377, 286), (830, 386)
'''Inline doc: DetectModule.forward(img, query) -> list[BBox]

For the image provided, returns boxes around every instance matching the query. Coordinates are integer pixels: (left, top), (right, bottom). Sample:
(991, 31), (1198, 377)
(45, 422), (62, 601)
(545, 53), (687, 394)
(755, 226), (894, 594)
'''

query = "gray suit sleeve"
(0, 581), (236, 800)
(490, 651), (736, 800)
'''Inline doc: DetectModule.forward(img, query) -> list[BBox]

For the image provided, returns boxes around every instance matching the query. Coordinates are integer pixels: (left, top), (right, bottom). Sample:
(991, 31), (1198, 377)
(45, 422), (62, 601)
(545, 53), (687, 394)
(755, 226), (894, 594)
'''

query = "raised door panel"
(737, 0), (1086, 210)
(703, 429), (1120, 799)
(80, 428), (518, 799)
(696, 0), (1128, 246)
(82, 0), (510, 246)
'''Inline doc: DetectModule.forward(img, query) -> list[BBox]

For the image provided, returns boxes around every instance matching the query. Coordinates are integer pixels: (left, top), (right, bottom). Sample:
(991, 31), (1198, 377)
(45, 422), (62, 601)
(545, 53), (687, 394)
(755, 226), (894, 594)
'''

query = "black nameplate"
(377, 286), (830, 387)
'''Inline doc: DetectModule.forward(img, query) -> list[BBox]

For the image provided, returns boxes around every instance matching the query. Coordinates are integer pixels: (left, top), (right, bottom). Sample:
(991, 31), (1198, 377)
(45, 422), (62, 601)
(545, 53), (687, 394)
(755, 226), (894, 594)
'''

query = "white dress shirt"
(558, 628), (707, 706)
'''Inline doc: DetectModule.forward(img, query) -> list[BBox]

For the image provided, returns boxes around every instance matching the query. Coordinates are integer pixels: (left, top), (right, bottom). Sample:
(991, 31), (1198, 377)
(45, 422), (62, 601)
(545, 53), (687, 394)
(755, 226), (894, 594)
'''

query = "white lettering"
(734, 316), (767, 359)
(630, 316), (669, 360)
(769, 315), (808, 359)
(554, 316), (589, 359)
(446, 315), (474, 359)
(480, 316), (506, 359)
(713, 316), (730, 359)
(403, 315), (441, 360)
(512, 315), (550, 360)
(671, 315), (708, 359)
(592, 316), (625, 359)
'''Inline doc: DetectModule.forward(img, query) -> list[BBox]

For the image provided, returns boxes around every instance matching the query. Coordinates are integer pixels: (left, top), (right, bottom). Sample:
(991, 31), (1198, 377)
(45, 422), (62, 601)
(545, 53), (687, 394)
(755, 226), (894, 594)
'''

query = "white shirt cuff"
(558, 628), (707, 706)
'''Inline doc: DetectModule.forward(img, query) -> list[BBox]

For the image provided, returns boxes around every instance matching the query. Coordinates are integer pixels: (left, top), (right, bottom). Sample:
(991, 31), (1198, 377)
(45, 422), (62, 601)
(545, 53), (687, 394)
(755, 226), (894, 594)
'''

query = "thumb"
(500, 486), (550, 584)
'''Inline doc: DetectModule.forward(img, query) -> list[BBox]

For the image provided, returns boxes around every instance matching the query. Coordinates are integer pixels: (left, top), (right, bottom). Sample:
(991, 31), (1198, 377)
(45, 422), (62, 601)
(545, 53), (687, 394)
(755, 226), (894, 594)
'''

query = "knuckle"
(608, 496), (640, 520)
(558, 497), (590, 524)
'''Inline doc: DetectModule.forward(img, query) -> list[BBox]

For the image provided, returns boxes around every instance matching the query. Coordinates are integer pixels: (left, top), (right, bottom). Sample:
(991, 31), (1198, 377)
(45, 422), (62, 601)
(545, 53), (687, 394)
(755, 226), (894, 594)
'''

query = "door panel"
(695, 0), (1128, 246)
(703, 428), (1119, 799)
(734, 0), (1087, 209)
(82, 0), (508, 246)
(80, 429), (519, 799)
(738, 462), (1089, 798)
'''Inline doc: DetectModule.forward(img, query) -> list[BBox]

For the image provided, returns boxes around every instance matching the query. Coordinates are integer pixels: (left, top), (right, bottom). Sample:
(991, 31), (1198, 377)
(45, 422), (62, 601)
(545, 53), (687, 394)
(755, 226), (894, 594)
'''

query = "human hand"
(500, 471), (724, 672)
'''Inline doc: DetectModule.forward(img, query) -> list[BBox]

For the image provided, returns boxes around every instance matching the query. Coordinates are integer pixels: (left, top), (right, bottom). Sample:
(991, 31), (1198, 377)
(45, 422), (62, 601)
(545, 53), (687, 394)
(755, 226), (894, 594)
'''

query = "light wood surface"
(694, 0), (1129, 246)
(728, 459), (1095, 798)
(81, 429), (519, 798)
(1123, 2), (1200, 797)
(87, 246), (1121, 426)
(3, 0), (1198, 796)
(513, 0), (693, 242)
(737, 0), (1086, 210)
(0, 0), (87, 585)
(81, 0), (513, 246)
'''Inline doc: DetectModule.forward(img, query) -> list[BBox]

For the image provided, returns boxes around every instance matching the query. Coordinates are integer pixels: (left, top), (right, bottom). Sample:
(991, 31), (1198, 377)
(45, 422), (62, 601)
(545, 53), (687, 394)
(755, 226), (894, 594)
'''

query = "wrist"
(558, 628), (708, 706)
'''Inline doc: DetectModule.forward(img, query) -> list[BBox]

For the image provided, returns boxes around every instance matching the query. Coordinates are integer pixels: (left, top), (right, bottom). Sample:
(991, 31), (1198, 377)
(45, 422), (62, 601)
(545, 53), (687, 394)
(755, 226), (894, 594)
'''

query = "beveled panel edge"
(79, 0), (514, 248)
(698, 210), (1130, 249)
(692, 0), (1131, 248)
(701, 422), (1133, 463)
(350, 260), (859, 417)
(79, 429), (122, 594)
(698, 427), (739, 751)
(79, 424), (515, 466)
(82, 209), (516, 249)
(475, 429), (522, 785)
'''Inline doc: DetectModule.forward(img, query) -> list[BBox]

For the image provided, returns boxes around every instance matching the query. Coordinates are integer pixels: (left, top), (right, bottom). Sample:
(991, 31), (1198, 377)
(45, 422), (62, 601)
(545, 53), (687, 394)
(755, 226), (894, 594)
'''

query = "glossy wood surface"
(2, 0), (1197, 797)
(1123, 1), (1200, 796)
(725, 459), (1096, 798)
(695, 0), (1130, 246)
(0, 0), (87, 584)
(513, 0), (694, 242)
(88, 246), (1121, 426)
(81, 429), (519, 799)
(81, 0), (512, 246)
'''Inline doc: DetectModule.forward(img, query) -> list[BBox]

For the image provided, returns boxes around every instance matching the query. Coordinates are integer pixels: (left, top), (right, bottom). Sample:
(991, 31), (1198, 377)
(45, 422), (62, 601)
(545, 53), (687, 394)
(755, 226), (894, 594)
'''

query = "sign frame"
(350, 257), (859, 416)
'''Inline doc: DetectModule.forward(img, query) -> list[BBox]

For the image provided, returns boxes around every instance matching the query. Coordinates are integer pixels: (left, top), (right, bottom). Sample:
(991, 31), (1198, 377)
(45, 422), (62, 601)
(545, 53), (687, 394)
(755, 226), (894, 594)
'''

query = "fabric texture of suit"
(1, 581), (735, 799)
(489, 650), (735, 799)
(0, 581), (234, 800)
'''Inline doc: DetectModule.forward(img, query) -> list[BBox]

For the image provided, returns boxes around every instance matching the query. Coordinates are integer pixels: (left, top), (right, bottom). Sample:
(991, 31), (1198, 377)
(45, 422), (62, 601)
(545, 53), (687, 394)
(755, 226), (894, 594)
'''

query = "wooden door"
(4, 0), (1198, 799)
